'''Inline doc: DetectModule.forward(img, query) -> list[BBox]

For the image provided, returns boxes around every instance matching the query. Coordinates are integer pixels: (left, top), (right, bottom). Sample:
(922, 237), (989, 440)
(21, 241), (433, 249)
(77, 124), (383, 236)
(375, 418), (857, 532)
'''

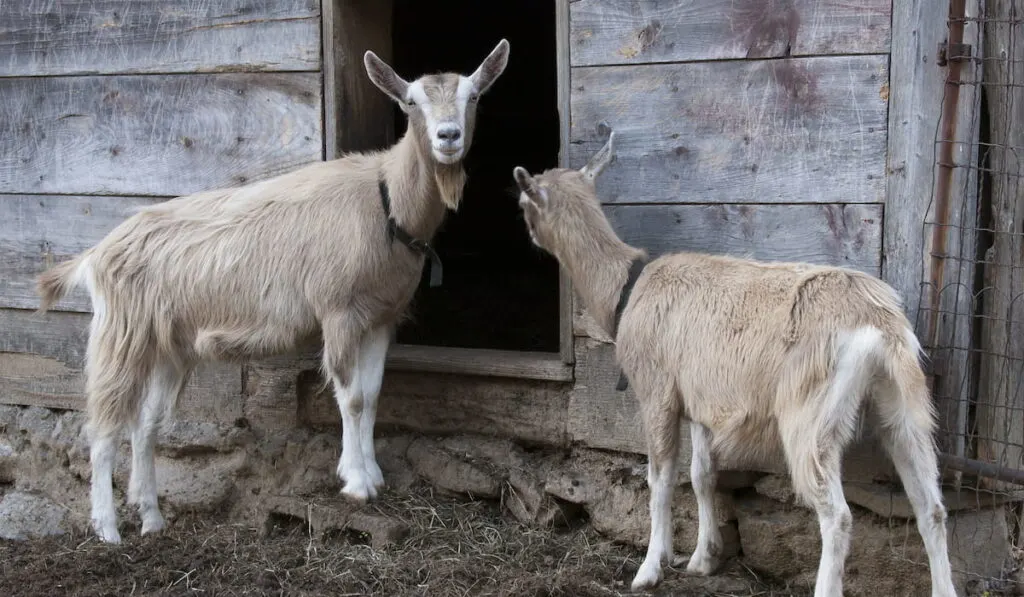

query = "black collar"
(379, 177), (443, 287)
(614, 257), (648, 391)
(613, 257), (648, 335)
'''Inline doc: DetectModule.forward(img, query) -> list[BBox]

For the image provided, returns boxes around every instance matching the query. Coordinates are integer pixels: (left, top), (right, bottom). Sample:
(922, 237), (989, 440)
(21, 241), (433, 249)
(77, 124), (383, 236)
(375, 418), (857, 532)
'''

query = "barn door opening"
(389, 0), (561, 356)
(322, 0), (572, 380)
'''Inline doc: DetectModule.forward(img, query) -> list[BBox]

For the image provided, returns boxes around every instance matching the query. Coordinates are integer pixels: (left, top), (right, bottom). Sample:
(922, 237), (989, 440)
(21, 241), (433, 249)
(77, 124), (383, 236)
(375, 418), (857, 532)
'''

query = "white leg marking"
(686, 422), (721, 575)
(632, 456), (677, 591)
(810, 468), (852, 597)
(129, 361), (186, 535)
(90, 433), (121, 544)
(332, 370), (374, 502)
(358, 327), (390, 491)
(881, 391), (957, 597)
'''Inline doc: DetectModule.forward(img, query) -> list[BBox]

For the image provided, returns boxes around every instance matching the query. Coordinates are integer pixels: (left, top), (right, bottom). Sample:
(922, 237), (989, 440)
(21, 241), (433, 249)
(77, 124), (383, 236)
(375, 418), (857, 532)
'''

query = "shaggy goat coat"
(36, 38), (511, 545)
(512, 132), (956, 597)
(38, 143), (461, 435)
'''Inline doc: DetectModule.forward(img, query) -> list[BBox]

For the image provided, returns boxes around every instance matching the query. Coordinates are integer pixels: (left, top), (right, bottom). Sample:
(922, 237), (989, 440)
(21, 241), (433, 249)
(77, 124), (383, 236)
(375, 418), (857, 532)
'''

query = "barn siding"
(566, 0), (894, 478)
(0, 0), (321, 76)
(0, 0), (900, 487)
(0, 0), (324, 416)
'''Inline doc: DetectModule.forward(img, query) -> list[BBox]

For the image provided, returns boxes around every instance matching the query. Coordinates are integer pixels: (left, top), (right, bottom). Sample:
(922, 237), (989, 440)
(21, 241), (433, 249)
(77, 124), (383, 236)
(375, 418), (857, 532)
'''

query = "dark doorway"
(391, 0), (561, 353)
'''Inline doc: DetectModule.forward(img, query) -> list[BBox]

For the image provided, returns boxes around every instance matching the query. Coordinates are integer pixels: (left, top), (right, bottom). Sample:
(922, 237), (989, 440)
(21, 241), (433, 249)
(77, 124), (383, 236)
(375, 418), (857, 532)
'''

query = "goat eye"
(406, 99), (416, 107)
(469, 93), (479, 102)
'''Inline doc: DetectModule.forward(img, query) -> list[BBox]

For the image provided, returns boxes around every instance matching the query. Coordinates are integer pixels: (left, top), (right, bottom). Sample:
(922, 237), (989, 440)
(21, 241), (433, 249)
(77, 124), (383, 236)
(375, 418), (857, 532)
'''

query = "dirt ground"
(0, 483), (806, 597)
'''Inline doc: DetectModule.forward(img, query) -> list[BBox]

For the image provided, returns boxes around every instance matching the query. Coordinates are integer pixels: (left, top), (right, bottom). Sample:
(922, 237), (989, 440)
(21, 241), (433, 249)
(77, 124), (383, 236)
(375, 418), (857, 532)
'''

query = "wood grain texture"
(0, 194), (163, 312)
(0, 73), (321, 197)
(556, 0), (575, 365)
(569, 338), (893, 483)
(882, 0), (950, 327)
(0, 0), (320, 76)
(881, 0), (966, 484)
(244, 354), (572, 445)
(322, 0), (394, 158)
(0, 309), (242, 422)
(570, 0), (891, 67)
(608, 203), (883, 272)
(386, 345), (572, 382)
(569, 56), (889, 205)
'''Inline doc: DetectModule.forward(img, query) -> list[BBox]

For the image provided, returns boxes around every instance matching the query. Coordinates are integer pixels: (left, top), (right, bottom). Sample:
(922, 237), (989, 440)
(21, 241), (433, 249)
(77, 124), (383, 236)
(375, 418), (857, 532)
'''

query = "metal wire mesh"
(911, 0), (1024, 591)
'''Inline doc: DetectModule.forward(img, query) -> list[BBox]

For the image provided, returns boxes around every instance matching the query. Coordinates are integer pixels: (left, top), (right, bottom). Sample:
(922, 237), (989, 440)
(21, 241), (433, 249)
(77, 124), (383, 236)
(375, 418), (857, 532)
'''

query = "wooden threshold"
(386, 344), (574, 382)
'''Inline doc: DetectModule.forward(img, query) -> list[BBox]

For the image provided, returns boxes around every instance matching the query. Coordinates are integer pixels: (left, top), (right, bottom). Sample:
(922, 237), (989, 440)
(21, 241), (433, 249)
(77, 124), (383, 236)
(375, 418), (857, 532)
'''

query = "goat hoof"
(141, 514), (166, 535)
(93, 521), (122, 544)
(341, 478), (377, 502)
(630, 560), (663, 592)
(684, 551), (718, 576)
(366, 463), (385, 491)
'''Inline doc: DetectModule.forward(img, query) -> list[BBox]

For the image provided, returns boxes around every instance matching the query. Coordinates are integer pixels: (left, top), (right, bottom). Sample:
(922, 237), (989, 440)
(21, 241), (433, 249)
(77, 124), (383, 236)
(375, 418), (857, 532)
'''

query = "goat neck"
(561, 229), (645, 341)
(379, 132), (467, 242)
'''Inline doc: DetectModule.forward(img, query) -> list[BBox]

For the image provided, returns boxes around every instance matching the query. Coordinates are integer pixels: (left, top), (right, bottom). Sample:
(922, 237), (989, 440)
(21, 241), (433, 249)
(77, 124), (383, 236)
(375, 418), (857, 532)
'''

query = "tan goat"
(512, 133), (956, 597)
(35, 40), (510, 544)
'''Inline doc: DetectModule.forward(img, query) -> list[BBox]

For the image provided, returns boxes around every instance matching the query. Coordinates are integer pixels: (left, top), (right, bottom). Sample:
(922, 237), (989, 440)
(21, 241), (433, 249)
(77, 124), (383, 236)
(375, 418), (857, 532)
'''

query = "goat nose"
(437, 126), (461, 141)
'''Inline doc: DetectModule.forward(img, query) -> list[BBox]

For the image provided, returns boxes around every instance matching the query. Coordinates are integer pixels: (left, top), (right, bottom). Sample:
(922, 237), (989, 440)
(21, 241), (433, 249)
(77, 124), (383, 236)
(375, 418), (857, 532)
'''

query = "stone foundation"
(0, 404), (1019, 596)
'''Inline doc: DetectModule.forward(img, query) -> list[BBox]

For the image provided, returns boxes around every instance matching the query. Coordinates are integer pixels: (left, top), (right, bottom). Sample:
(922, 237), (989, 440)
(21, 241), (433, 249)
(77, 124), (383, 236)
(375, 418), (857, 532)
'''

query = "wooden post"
(322, 0), (394, 159)
(884, 0), (951, 330)
(884, 0), (962, 461)
(976, 0), (1024, 491)
(556, 0), (575, 365)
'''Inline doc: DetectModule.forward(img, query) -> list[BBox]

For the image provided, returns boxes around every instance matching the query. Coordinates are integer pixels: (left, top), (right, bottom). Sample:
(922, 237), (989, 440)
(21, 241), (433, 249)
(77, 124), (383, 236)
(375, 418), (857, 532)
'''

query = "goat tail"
(873, 325), (939, 451)
(786, 326), (887, 504)
(84, 306), (155, 439)
(36, 253), (89, 313)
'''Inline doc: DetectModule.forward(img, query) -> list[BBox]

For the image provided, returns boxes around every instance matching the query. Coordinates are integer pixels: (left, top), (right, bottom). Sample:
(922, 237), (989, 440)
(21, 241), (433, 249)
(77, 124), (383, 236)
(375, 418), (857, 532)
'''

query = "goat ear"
(469, 39), (510, 95)
(364, 50), (409, 104)
(513, 166), (537, 195)
(513, 166), (546, 209)
(580, 131), (616, 183)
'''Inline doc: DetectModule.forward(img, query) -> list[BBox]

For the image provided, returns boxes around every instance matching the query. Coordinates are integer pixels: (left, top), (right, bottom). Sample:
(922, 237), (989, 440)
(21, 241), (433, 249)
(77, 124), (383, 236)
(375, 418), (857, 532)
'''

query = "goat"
(511, 132), (957, 597)
(35, 40), (510, 544)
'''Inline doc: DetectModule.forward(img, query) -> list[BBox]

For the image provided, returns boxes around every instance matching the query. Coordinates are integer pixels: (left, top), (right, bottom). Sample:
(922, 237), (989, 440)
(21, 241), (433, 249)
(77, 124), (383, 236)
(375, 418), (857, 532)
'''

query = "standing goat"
(512, 133), (957, 597)
(35, 40), (510, 544)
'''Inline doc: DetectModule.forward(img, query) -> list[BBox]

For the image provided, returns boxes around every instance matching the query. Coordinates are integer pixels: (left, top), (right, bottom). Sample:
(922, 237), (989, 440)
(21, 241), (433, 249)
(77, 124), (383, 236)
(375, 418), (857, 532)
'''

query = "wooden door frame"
(321, 0), (575, 382)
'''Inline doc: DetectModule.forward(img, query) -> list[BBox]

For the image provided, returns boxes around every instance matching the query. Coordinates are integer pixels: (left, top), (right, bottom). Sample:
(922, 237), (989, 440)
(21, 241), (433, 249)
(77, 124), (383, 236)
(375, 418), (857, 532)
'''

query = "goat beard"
(436, 164), (467, 211)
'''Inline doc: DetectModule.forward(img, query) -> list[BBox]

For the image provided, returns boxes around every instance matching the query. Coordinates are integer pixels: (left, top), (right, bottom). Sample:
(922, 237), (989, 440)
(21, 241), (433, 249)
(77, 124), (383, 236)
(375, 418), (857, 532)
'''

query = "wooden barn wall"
(0, 1), (324, 416)
(0, 0), (565, 444)
(0, 1), (913, 485)
(565, 0), (895, 479)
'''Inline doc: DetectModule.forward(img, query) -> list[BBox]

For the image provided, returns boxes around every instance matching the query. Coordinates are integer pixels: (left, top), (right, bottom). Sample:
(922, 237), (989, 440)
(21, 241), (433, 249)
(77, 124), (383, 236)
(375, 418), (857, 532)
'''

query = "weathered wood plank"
(0, 0), (321, 77)
(387, 345), (572, 382)
(247, 355), (571, 445)
(977, 0), (1024, 491)
(0, 194), (163, 312)
(569, 338), (894, 483)
(882, 0), (951, 330)
(608, 203), (883, 272)
(881, 0), (963, 484)
(570, 56), (888, 205)
(556, 0), (575, 365)
(0, 309), (243, 423)
(573, 203), (884, 335)
(322, 0), (394, 158)
(570, 0), (891, 67)
(0, 73), (321, 197)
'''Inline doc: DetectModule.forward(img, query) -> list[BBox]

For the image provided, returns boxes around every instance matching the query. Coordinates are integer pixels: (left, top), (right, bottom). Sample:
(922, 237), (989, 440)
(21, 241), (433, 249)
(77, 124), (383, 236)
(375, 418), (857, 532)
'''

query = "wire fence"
(911, 0), (1024, 592)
